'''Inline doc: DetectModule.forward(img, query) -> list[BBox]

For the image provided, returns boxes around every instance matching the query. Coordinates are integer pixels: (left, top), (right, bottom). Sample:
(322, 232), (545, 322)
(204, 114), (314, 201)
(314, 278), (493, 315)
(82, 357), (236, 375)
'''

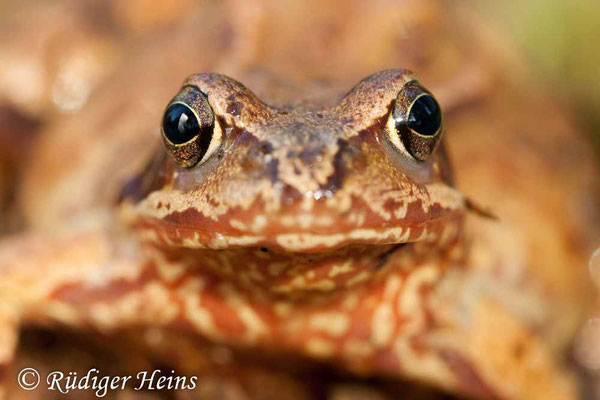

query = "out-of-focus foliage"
(472, 0), (600, 150)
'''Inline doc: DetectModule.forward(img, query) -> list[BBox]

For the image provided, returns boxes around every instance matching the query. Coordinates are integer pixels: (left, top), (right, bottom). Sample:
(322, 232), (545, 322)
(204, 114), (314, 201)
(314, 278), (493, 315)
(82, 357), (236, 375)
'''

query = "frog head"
(122, 69), (464, 258)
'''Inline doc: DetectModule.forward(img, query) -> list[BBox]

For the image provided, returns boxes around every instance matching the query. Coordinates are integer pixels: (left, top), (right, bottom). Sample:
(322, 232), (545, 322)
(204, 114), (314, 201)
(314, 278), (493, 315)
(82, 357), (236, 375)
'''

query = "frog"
(0, 67), (582, 399)
(2, 0), (600, 399)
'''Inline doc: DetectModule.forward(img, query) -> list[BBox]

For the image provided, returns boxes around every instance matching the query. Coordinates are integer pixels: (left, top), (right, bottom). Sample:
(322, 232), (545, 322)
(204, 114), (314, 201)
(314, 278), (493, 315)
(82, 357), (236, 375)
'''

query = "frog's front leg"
(0, 226), (277, 398)
(0, 228), (314, 400)
(0, 226), (144, 398)
(0, 227), (580, 400)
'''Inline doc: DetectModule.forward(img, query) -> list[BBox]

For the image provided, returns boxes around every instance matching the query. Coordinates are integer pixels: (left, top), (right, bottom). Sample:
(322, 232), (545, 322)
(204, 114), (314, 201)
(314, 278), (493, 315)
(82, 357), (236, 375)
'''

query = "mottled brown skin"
(2, 1), (600, 399)
(0, 69), (578, 400)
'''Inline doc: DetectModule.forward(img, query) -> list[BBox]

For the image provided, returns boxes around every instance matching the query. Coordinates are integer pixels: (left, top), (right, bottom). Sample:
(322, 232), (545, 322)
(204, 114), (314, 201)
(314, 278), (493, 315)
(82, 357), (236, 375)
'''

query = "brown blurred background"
(1, 0), (598, 147)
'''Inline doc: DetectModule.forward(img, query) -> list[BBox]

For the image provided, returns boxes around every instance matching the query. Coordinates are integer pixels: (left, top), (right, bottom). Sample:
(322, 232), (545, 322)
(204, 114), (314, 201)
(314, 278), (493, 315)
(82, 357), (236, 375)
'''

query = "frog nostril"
(257, 141), (274, 155)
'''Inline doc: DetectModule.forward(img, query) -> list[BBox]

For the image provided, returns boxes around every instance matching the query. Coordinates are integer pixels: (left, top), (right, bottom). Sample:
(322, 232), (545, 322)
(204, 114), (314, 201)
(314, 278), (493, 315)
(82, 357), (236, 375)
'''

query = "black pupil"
(163, 103), (200, 144)
(407, 95), (441, 136)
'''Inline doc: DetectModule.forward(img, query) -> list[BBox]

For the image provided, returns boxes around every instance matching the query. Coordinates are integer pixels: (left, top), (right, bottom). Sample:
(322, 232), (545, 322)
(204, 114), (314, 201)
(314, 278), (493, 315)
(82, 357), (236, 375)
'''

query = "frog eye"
(385, 81), (443, 161)
(161, 86), (222, 168)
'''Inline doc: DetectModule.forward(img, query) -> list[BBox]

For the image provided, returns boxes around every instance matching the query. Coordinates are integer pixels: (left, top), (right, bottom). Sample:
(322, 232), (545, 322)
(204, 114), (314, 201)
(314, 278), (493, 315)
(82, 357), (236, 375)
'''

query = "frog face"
(123, 69), (464, 252)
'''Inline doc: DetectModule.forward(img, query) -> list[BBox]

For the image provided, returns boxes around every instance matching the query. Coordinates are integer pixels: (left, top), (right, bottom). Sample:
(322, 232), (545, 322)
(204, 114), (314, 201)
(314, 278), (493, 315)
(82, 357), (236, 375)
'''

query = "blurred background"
(1, 0), (598, 146)
(2, 0), (598, 231)
(472, 0), (600, 151)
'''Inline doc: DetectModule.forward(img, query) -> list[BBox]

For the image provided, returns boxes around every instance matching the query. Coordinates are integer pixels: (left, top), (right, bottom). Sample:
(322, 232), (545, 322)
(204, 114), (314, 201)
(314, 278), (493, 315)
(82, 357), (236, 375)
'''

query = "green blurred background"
(473, 0), (600, 151)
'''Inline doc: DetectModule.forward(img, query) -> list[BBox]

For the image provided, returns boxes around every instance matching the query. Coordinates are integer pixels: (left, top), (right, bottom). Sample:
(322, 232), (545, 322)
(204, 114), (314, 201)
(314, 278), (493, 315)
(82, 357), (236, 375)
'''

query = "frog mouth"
(127, 183), (465, 253)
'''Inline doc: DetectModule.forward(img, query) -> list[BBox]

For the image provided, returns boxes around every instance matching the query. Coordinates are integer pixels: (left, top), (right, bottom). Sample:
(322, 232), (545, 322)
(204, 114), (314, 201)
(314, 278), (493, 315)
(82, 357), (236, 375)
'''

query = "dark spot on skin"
(357, 114), (389, 144)
(226, 101), (243, 117)
(286, 150), (298, 159)
(400, 198), (448, 227)
(266, 158), (279, 183)
(157, 202), (163, 209)
(233, 126), (259, 146)
(166, 203), (171, 210)
(260, 247), (268, 253)
(319, 138), (352, 193)
(257, 141), (273, 155)
(208, 197), (220, 208)
(281, 184), (302, 205)
(383, 198), (404, 215)
(374, 244), (405, 270)
(299, 145), (326, 166)
(291, 122), (305, 132)
(316, 113), (324, 118)
(238, 137), (279, 180)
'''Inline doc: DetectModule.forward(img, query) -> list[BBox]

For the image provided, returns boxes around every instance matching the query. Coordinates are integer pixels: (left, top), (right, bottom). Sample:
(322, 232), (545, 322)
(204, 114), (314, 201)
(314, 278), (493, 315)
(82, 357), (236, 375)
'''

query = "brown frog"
(2, 0), (600, 399)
